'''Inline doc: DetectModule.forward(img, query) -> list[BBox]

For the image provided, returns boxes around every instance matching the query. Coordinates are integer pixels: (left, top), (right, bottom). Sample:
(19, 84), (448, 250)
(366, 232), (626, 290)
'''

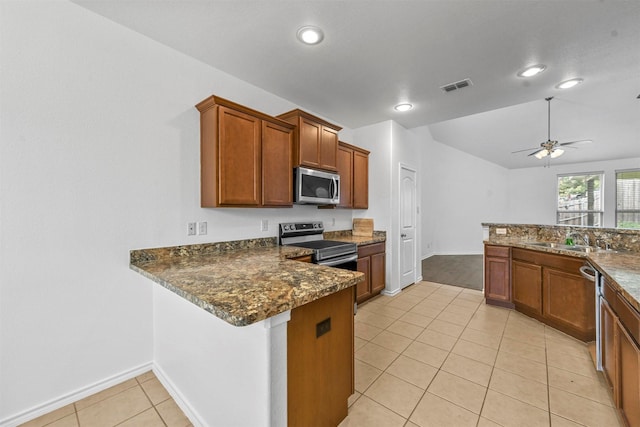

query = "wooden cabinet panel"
(357, 242), (385, 303)
(262, 120), (293, 206)
(217, 106), (261, 206)
(337, 145), (353, 208)
(320, 126), (339, 171)
(277, 109), (342, 172)
(288, 287), (354, 427)
(353, 150), (369, 209)
(485, 257), (511, 304)
(335, 141), (369, 209)
(356, 257), (372, 303)
(299, 118), (322, 168)
(370, 252), (386, 295)
(601, 298), (617, 391)
(616, 318), (640, 427)
(543, 267), (595, 341)
(196, 95), (294, 208)
(512, 260), (542, 315)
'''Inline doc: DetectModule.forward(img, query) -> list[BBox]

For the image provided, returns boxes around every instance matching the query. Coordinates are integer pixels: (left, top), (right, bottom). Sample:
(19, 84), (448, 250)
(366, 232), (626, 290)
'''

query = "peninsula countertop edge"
(129, 236), (371, 327)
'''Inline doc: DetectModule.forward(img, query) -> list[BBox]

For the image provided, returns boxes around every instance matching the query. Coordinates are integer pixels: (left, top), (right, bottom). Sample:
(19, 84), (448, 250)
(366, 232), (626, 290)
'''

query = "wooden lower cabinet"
(617, 318), (640, 427)
(287, 287), (354, 427)
(543, 267), (595, 340)
(356, 242), (385, 304)
(509, 248), (595, 342)
(512, 260), (542, 315)
(484, 245), (513, 308)
(601, 298), (617, 389)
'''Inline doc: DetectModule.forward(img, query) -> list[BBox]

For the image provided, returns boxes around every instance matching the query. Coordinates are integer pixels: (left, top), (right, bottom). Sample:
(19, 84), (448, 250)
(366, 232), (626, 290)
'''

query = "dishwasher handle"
(579, 265), (596, 281)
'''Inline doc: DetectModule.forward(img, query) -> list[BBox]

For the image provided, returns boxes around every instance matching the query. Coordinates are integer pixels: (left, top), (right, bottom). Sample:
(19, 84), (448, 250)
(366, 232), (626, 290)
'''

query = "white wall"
(507, 157), (640, 228)
(0, 1), (353, 423)
(415, 126), (510, 257)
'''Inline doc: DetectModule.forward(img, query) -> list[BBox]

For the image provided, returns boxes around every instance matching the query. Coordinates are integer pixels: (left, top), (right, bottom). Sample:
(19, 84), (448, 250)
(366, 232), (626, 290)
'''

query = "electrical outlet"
(261, 219), (268, 232)
(198, 221), (208, 235)
(496, 228), (507, 235)
(188, 222), (196, 236)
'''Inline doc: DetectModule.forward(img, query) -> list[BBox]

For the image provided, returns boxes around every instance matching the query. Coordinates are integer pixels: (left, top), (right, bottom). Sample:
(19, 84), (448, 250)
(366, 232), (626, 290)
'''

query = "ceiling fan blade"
(559, 139), (593, 147)
(511, 147), (540, 154)
(528, 148), (546, 157)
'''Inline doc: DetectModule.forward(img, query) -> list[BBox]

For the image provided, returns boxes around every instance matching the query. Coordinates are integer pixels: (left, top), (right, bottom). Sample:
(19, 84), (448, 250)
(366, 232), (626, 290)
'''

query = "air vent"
(440, 78), (473, 93)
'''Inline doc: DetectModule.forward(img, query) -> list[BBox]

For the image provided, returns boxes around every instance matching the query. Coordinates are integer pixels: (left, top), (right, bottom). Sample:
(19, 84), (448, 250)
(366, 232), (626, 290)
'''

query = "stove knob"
(284, 224), (290, 231)
(291, 224), (296, 230)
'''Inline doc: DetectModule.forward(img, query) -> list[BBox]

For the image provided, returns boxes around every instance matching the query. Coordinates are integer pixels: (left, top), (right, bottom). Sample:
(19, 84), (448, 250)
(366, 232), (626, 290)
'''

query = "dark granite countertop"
(324, 230), (386, 246)
(130, 238), (364, 327)
(485, 237), (640, 313)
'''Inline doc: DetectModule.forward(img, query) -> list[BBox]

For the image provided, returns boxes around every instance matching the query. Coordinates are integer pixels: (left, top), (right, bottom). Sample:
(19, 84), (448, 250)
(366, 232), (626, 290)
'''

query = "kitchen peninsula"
(130, 237), (364, 427)
(483, 223), (640, 427)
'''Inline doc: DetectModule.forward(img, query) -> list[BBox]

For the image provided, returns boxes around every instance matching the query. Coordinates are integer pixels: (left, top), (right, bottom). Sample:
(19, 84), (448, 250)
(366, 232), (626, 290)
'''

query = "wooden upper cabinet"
(336, 141), (369, 209)
(262, 120), (293, 206)
(195, 95), (294, 208)
(353, 149), (369, 209)
(337, 145), (353, 208)
(277, 109), (342, 172)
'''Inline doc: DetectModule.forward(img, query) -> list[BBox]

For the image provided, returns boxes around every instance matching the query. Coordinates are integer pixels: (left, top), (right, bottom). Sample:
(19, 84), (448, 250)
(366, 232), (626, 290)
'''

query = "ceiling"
(73, 0), (640, 169)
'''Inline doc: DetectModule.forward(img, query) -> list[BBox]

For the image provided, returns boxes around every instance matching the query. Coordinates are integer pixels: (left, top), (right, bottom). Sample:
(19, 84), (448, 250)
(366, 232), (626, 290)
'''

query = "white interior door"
(400, 165), (417, 289)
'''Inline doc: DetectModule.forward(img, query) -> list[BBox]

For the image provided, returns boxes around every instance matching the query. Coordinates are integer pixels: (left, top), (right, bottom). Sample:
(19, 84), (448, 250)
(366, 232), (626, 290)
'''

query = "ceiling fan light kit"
(512, 97), (592, 164)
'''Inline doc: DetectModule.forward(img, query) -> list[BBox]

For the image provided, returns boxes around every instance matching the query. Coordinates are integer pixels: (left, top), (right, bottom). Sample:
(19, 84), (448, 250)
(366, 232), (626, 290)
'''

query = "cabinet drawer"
(358, 242), (385, 258)
(603, 279), (618, 310)
(617, 293), (640, 346)
(486, 245), (510, 258)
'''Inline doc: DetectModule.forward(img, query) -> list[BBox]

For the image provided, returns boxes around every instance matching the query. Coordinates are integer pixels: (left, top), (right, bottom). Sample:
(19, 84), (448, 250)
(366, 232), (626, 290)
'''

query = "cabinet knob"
(401, 233), (407, 238)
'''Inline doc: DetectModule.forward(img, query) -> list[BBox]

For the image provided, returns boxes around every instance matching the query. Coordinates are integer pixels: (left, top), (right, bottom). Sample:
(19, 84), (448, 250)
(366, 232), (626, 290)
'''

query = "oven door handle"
(317, 253), (358, 267)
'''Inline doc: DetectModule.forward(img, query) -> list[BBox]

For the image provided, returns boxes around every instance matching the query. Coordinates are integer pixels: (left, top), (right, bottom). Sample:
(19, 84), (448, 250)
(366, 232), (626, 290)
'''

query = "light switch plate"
(496, 228), (507, 235)
(198, 221), (208, 235)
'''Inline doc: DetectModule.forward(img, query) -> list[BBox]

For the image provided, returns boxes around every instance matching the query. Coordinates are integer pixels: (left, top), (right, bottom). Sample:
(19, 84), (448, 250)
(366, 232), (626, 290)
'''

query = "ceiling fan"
(512, 97), (592, 161)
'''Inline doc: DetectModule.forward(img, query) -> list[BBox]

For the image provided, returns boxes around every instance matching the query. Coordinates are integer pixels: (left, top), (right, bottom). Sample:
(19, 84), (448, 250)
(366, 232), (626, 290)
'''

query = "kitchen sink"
(526, 242), (618, 254)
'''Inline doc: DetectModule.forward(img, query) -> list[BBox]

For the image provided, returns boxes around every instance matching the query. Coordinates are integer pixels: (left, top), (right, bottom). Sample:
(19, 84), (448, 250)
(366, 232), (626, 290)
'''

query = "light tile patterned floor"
(340, 281), (623, 427)
(23, 281), (622, 427)
(20, 371), (191, 427)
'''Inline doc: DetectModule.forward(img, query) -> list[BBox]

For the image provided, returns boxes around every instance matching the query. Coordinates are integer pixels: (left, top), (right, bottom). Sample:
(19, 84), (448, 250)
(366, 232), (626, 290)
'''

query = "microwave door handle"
(331, 177), (338, 200)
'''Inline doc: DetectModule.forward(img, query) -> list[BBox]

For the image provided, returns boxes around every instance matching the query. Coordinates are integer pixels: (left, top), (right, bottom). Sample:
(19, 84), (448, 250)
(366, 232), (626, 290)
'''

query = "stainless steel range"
(279, 221), (358, 268)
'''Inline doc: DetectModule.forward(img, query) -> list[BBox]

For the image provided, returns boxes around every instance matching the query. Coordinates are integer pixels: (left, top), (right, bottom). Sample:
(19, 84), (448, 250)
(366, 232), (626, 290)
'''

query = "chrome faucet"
(583, 234), (590, 246)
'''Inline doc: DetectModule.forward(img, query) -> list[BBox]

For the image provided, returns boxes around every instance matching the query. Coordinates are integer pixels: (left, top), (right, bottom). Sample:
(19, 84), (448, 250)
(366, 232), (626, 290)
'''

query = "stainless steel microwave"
(294, 167), (340, 205)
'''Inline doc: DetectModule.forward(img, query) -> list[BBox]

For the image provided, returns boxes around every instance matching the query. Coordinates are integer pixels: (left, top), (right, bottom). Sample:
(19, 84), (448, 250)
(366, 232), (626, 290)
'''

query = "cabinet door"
(370, 252), (386, 295)
(543, 267), (595, 340)
(601, 298), (617, 391)
(261, 121), (293, 206)
(336, 145), (353, 208)
(485, 254), (511, 304)
(288, 287), (354, 426)
(352, 150), (369, 209)
(319, 126), (338, 171)
(356, 257), (372, 303)
(298, 117), (321, 168)
(217, 106), (261, 206)
(512, 260), (542, 315)
(617, 318), (640, 427)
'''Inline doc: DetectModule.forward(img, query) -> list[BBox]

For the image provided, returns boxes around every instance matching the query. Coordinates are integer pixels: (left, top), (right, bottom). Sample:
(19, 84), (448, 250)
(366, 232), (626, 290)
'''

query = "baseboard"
(0, 362), (153, 427)
(381, 288), (402, 297)
(152, 363), (206, 427)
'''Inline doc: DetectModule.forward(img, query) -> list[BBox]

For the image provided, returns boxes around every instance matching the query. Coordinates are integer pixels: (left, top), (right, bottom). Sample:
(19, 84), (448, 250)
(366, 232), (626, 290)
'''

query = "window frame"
(556, 172), (604, 227)
(615, 168), (640, 229)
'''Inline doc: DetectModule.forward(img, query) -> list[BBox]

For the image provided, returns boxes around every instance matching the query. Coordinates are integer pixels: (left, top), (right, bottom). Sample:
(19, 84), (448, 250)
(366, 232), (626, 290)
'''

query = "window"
(616, 169), (640, 229)
(557, 173), (603, 226)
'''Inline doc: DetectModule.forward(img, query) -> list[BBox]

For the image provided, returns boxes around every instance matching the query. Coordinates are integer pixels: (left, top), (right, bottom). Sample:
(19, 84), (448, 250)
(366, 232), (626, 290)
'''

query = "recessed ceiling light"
(394, 103), (413, 112)
(556, 78), (584, 89)
(296, 26), (324, 45)
(517, 64), (547, 77)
